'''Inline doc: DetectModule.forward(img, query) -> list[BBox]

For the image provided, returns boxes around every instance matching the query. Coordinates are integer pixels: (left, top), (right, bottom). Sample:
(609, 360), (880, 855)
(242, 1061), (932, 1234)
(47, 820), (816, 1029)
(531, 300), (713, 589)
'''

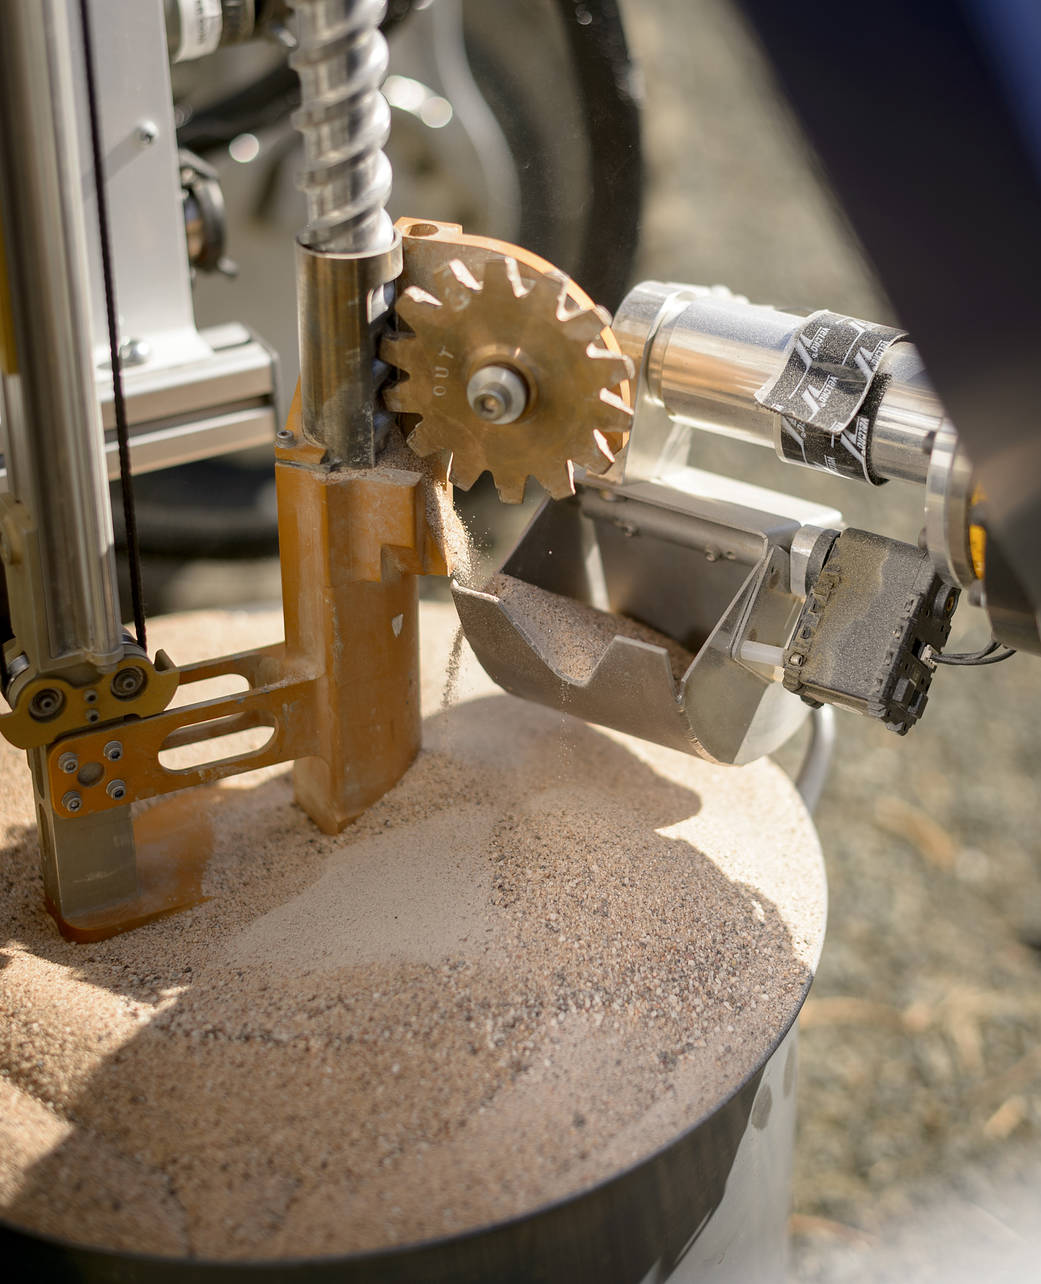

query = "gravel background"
(174, 1), (1041, 1276)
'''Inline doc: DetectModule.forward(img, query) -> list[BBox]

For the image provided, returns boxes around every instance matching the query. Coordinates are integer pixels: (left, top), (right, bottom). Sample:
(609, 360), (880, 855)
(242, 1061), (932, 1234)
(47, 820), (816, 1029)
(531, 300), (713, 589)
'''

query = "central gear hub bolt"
(466, 365), (529, 425)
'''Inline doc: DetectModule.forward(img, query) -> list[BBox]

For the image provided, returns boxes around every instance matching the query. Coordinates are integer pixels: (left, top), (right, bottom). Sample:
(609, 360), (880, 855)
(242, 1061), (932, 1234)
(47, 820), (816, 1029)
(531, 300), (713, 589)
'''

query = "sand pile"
(486, 573), (696, 682)
(0, 604), (823, 1261)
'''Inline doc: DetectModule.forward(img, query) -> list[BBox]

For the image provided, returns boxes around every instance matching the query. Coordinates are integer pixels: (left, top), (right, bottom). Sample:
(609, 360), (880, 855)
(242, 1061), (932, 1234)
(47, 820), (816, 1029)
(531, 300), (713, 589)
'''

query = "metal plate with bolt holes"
(0, 652), (180, 751)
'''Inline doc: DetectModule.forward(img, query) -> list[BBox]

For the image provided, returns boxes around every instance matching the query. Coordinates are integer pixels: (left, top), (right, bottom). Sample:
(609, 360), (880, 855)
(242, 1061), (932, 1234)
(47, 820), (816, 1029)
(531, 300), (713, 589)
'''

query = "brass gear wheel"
(380, 228), (633, 503)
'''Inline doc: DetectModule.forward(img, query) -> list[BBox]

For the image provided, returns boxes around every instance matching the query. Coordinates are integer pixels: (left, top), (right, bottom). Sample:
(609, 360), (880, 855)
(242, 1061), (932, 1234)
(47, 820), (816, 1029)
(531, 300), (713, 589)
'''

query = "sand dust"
(0, 604), (824, 1261)
(379, 428), (474, 584)
(487, 573), (695, 683)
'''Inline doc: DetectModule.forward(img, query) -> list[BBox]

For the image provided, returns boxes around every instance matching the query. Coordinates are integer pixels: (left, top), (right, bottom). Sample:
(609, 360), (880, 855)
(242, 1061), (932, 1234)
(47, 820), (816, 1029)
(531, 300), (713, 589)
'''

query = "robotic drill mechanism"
(0, 0), (1037, 944)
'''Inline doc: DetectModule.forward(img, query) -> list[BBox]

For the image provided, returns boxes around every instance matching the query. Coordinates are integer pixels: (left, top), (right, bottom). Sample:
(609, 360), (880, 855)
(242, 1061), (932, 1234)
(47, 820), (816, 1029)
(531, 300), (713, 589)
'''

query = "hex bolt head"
(61, 790), (83, 814)
(106, 779), (127, 802)
(103, 740), (123, 762)
(58, 752), (79, 774)
(466, 365), (529, 425)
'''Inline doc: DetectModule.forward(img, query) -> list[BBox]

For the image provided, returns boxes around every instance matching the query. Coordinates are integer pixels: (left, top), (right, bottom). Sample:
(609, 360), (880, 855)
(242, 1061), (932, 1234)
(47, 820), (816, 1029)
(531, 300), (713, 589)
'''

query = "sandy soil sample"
(0, 603), (824, 1261)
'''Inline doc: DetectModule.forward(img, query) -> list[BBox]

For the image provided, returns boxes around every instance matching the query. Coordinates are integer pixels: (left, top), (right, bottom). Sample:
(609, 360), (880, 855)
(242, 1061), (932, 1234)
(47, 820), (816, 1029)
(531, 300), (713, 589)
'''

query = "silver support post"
(0, 0), (137, 924)
(0, 0), (123, 674)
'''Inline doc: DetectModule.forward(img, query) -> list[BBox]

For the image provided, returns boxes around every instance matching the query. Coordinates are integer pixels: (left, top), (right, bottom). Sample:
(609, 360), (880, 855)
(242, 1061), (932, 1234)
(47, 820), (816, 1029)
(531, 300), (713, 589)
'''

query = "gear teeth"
(494, 475), (528, 504)
(570, 433), (614, 476)
(535, 461), (576, 500)
(526, 267), (569, 316)
(395, 287), (443, 332)
(480, 255), (525, 307)
(391, 242), (634, 505)
(447, 453), (486, 492)
(379, 335), (417, 372)
(382, 381), (419, 415)
(598, 388), (633, 418)
(587, 346), (635, 388)
(573, 429), (615, 476)
(589, 427), (617, 461)
(561, 306), (611, 343)
(405, 420), (445, 457)
(432, 259), (482, 312)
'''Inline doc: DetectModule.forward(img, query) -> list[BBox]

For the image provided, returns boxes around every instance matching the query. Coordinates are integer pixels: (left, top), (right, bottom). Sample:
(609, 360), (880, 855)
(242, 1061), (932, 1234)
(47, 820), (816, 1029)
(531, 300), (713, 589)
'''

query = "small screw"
(58, 752), (79, 774)
(61, 790), (83, 814)
(136, 120), (158, 146)
(118, 337), (151, 368)
(83, 689), (98, 704)
(103, 740), (123, 762)
(276, 428), (296, 445)
(790, 653), (806, 667)
(106, 779), (127, 802)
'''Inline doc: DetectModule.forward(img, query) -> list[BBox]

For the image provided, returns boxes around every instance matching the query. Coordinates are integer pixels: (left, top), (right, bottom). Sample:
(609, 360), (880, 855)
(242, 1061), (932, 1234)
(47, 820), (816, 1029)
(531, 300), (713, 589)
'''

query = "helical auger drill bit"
(288, 0), (395, 254)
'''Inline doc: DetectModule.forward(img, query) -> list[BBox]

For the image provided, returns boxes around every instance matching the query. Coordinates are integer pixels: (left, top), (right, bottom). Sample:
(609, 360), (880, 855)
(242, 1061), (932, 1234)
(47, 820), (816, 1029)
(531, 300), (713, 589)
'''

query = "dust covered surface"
(488, 573), (695, 683)
(0, 605), (822, 1261)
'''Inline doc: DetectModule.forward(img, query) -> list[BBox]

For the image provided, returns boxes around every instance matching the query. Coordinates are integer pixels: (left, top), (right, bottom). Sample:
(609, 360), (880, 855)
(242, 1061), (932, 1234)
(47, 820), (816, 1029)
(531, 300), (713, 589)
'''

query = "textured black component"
(776, 372), (890, 486)
(783, 529), (959, 735)
(777, 411), (877, 484)
(756, 310), (905, 436)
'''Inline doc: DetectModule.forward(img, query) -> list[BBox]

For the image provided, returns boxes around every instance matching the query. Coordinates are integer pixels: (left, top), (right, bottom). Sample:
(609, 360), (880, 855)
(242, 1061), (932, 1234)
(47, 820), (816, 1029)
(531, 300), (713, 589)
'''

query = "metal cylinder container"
(0, 1023), (810, 1282)
(613, 281), (948, 488)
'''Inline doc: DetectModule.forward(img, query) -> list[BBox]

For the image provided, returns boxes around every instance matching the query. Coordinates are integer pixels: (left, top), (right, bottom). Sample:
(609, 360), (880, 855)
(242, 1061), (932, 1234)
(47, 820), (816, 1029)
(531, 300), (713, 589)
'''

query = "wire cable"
(78, 0), (147, 651)
(931, 640), (1016, 666)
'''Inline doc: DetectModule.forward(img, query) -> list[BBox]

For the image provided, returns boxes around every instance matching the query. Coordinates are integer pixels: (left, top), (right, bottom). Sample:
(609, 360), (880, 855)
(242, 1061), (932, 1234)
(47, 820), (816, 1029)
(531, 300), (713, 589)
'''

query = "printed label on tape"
(173, 0), (223, 62)
(777, 410), (886, 485)
(755, 310), (906, 436)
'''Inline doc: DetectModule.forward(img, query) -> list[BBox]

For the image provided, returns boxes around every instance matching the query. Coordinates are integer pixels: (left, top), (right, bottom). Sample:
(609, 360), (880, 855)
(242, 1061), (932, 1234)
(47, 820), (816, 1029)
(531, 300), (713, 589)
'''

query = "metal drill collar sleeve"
(295, 231), (403, 466)
(294, 229), (403, 291)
